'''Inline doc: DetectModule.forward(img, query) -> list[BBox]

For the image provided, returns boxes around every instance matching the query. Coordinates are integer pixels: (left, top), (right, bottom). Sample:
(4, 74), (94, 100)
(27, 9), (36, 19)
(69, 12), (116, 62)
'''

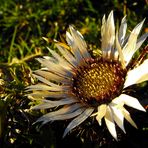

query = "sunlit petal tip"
(96, 115), (102, 126)
(122, 18), (146, 65)
(134, 18), (145, 35)
(129, 19), (145, 39)
(118, 15), (127, 45)
(107, 10), (114, 25)
(42, 37), (49, 42)
(120, 94), (146, 112)
(105, 107), (117, 140)
(122, 108), (138, 129)
(107, 11), (115, 27)
(105, 118), (118, 140)
(66, 31), (74, 45)
(122, 127), (126, 134)
(122, 15), (127, 21)
(137, 104), (146, 112)
(69, 24), (75, 32)
(115, 31), (126, 68)
(53, 39), (58, 42)
(102, 14), (106, 24)
(108, 10), (114, 18)
(96, 104), (107, 126)
(110, 106), (126, 133)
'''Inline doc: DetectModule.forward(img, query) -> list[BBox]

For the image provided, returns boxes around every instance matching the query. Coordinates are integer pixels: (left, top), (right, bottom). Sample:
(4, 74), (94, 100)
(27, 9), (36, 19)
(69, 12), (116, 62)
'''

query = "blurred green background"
(0, 0), (148, 147)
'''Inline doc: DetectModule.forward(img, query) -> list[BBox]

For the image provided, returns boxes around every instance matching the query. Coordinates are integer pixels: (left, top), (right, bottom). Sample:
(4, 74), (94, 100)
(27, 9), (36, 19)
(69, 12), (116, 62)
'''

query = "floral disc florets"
(72, 58), (127, 107)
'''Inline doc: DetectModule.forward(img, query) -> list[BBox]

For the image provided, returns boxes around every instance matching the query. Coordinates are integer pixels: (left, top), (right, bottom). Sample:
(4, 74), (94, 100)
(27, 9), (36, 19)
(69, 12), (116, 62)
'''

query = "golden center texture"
(72, 58), (127, 107)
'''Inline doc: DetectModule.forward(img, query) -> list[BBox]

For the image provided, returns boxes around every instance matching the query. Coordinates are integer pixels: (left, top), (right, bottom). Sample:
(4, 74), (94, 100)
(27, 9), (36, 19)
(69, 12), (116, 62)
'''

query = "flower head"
(27, 11), (148, 140)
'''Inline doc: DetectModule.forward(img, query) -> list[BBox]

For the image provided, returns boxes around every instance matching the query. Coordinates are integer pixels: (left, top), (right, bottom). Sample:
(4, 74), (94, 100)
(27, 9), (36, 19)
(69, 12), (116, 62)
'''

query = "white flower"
(27, 11), (148, 140)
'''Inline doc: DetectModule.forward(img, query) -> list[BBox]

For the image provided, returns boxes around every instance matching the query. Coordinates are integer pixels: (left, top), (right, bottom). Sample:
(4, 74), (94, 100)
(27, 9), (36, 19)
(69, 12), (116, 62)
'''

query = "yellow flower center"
(72, 58), (127, 107)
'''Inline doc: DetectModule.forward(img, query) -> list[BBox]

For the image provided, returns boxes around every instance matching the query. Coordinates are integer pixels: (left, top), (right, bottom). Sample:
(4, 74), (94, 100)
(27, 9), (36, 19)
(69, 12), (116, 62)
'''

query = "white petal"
(43, 56), (56, 62)
(30, 74), (70, 91)
(119, 16), (127, 46)
(36, 58), (72, 77)
(104, 106), (117, 140)
(49, 108), (84, 121)
(122, 107), (137, 128)
(26, 84), (70, 92)
(35, 103), (83, 124)
(69, 25), (91, 59)
(124, 59), (148, 88)
(119, 94), (146, 112)
(110, 105), (125, 133)
(63, 108), (94, 137)
(32, 98), (78, 110)
(101, 11), (115, 59)
(101, 14), (106, 41)
(32, 74), (61, 87)
(96, 104), (107, 126)
(55, 43), (78, 67)
(47, 47), (73, 69)
(34, 70), (70, 84)
(135, 33), (148, 51)
(115, 31), (126, 68)
(66, 31), (84, 63)
(27, 91), (67, 99)
(122, 19), (145, 65)
(66, 31), (74, 46)
(26, 84), (57, 91)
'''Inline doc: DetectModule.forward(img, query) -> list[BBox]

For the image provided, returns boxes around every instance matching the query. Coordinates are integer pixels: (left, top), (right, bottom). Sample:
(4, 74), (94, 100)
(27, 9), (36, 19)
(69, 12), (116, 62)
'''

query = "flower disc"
(72, 58), (127, 106)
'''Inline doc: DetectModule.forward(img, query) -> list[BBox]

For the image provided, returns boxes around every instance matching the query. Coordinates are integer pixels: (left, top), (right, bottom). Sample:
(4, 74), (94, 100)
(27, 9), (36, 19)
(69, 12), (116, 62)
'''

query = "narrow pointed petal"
(47, 47), (73, 69)
(35, 103), (83, 124)
(122, 19), (145, 65)
(63, 108), (94, 137)
(135, 33), (148, 51)
(27, 91), (67, 99)
(96, 104), (107, 126)
(110, 106), (126, 133)
(49, 108), (84, 121)
(26, 84), (70, 92)
(119, 94), (146, 112)
(32, 74), (61, 87)
(122, 107), (137, 128)
(119, 16), (127, 46)
(115, 31), (126, 68)
(32, 98), (78, 110)
(55, 43), (78, 67)
(69, 25), (91, 59)
(124, 59), (148, 88)
(104, 106), (117, 140)
(34, 70), (70, 84)
(101, 14), (106, 41)
(66, 31), (84, 63)
(66, 31), (74, 46)
(36, 58), (72, 77)
(31, 74), (71, 91)
(26, 84), (56, 91)
(101, 11), (115, 59)
(42, 56), (56, 62)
